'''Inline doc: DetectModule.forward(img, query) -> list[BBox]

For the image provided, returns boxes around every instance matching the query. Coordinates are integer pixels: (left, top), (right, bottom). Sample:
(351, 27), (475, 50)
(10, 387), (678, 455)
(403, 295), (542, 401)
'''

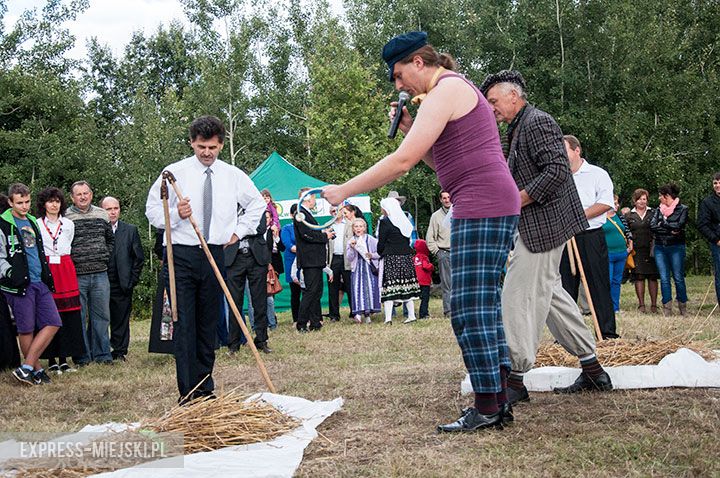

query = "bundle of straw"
(535, 338), (716, 367)
(9, 430), (169, 478)
(142, 390), (300, 454)
(8, 392), (299, 477)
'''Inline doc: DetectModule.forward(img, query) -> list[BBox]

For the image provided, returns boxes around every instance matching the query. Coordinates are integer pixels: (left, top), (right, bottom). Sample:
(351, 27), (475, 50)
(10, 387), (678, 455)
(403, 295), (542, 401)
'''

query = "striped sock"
(474, 392), (500, 415)
(508, 371), (524, 391)
(496, 367), (509, 405)
(579, 354), (604, 378)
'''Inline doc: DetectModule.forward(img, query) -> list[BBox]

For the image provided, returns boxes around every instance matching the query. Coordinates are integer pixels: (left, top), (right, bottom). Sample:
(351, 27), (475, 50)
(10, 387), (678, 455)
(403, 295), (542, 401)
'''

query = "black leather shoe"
(553, 371), (613, 394)
(437, 407), (503, 433)
(500, 402), (514, 424)
(258, 343), (273, 354)
(507, 386), (530, 405)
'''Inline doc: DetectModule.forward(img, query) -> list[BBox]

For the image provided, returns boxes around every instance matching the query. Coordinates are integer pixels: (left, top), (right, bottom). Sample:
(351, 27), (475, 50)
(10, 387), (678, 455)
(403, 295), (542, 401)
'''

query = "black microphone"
(388, 91), (410, 139)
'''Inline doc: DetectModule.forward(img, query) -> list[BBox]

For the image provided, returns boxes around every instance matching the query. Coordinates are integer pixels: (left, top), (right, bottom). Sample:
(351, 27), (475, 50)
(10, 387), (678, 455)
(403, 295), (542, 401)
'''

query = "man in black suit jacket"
(293, 188), (333, 332)
(102, 197), (144, 361)
(226, 211), (272, 353)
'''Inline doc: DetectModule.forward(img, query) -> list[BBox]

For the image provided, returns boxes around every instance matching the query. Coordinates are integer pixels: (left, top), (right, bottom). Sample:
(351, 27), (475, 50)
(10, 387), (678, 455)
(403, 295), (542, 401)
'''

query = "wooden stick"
(161, 181), (178, 323)
(162, 171), (277, 393)
(566, 239), (576, 276)
(569, 236), (603, 341)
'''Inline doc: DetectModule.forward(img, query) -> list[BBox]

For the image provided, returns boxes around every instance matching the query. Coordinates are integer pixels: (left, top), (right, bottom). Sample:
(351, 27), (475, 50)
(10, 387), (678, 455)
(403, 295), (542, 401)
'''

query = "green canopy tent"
(249, 152), (373, 313)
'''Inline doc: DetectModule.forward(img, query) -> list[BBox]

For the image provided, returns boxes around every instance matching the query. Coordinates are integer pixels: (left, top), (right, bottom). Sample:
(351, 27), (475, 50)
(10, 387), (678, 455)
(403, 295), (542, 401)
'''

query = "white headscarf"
(380, 198), (413, 239)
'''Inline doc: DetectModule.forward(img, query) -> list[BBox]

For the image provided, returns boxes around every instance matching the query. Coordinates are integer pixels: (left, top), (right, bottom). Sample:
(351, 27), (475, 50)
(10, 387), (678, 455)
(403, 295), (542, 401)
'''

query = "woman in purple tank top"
(323, 31), (520, 433)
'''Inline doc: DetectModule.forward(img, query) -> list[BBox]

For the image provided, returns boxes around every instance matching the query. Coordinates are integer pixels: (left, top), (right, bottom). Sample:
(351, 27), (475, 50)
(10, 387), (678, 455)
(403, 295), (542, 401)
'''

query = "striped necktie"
(203, 167), (213, 240)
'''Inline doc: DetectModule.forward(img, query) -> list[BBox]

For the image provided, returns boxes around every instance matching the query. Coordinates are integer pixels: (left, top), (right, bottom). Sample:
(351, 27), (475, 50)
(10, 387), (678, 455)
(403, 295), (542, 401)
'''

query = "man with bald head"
(102, 196), (144, 361)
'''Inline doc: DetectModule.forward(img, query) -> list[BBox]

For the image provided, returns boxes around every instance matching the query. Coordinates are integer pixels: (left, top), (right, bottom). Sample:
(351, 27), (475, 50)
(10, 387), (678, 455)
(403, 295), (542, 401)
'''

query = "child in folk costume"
(36, 187), (86, 374)
(346, 218), (381, 323)
(377, 198), (421, 325)
(413, 239), (434, 319)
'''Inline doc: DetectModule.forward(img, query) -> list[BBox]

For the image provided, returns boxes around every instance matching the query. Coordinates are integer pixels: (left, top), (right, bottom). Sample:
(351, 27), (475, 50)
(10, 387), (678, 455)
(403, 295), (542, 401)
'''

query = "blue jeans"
(653, 244), (687, 304)
(245, 280), (277, 330)
(74, 272), (112, 363)
(712, 243), (720, 305)
(608, 251), (627, 312)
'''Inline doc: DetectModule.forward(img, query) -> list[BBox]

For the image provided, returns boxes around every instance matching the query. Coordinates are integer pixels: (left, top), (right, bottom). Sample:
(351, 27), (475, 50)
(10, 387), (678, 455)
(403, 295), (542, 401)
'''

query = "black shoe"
(437, 407), (503, 433)
(59, 363), (77, 373)
(12, 367), (36, 386)
(500, 402), (514, 424)
(553, 371), (613, 394)
(507, 386), (530, 405)
(257, 343), (273, 354)
(112, 355), (127, 362)
(33, 369), (52, 385)
(297, 326), (309, 333)
(193, 390), (217, 400)
(48, 364), (61, 375)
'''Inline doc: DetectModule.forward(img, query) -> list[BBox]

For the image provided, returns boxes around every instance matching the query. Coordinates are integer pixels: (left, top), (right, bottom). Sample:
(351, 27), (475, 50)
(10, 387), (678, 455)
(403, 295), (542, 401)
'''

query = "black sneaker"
(33, 369), (52, 385)
(12, 367), (36, 386)
(48, 364), (61, 375)
(59, 363), (77, 373)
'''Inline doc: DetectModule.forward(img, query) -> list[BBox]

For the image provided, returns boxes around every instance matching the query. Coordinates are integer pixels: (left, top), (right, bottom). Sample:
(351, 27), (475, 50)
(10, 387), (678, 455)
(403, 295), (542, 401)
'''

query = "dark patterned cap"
(382, 31), (428, 82)
(479, 70), (527, 97)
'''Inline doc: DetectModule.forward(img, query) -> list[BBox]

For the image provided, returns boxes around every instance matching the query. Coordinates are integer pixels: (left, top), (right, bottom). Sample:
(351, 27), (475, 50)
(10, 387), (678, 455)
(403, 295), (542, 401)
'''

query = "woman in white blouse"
(36, 187), (85, 373)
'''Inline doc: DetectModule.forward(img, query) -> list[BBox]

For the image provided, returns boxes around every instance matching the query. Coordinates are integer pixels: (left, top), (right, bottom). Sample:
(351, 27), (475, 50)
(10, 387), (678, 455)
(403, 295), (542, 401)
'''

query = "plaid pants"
(450, 215), (518, 393)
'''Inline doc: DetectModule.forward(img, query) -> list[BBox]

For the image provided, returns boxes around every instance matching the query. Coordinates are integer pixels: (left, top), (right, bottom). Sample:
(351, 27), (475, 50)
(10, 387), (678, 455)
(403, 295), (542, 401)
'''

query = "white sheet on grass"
(461, 348), (720, 394)
(0, 394), (342, 478)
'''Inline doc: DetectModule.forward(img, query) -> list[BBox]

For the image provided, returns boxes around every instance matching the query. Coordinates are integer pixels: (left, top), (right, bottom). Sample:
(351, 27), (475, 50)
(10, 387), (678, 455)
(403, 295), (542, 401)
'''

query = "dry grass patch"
(0, 276), (719, 477)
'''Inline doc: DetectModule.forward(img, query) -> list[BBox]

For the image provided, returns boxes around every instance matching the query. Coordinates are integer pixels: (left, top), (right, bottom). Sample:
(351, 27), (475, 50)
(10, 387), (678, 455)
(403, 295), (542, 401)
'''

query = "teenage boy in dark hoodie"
(0, 183), (60, 385)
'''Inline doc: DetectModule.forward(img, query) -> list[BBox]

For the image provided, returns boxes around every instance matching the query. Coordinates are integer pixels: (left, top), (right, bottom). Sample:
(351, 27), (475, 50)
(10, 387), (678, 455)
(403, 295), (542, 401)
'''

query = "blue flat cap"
(382, 31), (428, 82)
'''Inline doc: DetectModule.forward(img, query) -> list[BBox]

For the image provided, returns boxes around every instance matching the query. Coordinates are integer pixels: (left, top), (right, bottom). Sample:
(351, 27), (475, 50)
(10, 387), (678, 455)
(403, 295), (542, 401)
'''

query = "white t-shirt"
(331, 222), (345, 255)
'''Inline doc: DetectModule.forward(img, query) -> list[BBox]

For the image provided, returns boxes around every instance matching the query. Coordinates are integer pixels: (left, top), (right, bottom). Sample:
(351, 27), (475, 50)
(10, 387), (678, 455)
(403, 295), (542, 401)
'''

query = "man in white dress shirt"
(146, 116), (266, 403)
(559, 134), (619, 339)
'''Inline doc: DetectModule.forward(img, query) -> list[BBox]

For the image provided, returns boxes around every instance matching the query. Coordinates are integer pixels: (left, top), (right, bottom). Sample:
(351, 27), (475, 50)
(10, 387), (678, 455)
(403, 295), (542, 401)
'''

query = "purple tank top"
(431, 74), (520, 219)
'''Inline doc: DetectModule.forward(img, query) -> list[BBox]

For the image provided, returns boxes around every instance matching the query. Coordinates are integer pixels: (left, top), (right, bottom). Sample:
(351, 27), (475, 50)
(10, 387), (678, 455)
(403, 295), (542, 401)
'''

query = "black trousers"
(290, 282), (302, 322)
(109, 283), (133, 358)
(419, 285), (431, 318)
(227, 251), (269, 351)
(327, 254), (351, 319)
(167, 245), (224, 397)
(560, 228), (619, 339)
(298, 267), (323, 330)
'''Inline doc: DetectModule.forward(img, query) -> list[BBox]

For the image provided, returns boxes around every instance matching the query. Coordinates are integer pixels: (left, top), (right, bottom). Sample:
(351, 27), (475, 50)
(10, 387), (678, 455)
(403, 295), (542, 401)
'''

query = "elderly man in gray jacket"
(426, 190), (452, 317)
(480, 70), (612, 404)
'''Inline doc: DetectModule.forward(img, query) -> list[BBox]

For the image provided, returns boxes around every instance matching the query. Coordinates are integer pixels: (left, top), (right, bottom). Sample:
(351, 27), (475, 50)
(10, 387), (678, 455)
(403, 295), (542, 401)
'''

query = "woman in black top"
(624, 188), (660, 313)
(649, 183), (689, 316)
(377, 198), (420, 324)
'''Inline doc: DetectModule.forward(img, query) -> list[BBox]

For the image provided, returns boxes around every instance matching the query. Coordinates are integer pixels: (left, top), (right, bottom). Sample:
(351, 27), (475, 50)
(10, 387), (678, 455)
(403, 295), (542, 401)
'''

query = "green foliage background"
(1, 0), (718, 314)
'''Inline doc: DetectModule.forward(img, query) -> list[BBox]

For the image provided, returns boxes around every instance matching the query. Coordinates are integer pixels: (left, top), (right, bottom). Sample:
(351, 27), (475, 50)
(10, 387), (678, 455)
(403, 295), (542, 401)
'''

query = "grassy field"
(1, 276), (719, 477)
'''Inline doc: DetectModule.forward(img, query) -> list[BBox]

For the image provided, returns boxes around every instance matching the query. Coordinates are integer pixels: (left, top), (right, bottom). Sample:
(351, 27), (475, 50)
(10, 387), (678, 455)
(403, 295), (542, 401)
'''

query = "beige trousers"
(501, 233), (596, 373)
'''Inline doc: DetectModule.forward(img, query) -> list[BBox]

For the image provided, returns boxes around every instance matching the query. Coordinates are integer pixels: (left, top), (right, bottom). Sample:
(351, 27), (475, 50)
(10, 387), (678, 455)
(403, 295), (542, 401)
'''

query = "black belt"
(438, 248), (450, 252)
(239, 246), (251, 255)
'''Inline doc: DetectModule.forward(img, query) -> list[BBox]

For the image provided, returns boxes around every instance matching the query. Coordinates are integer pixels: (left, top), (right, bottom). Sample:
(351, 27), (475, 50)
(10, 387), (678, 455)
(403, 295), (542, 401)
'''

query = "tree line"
(1, 0), (718, 313)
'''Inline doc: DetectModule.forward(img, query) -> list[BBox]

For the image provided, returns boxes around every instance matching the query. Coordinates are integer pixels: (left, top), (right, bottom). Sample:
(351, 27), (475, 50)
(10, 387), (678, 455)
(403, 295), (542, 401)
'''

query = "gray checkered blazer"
(507, 106), (588, 253)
